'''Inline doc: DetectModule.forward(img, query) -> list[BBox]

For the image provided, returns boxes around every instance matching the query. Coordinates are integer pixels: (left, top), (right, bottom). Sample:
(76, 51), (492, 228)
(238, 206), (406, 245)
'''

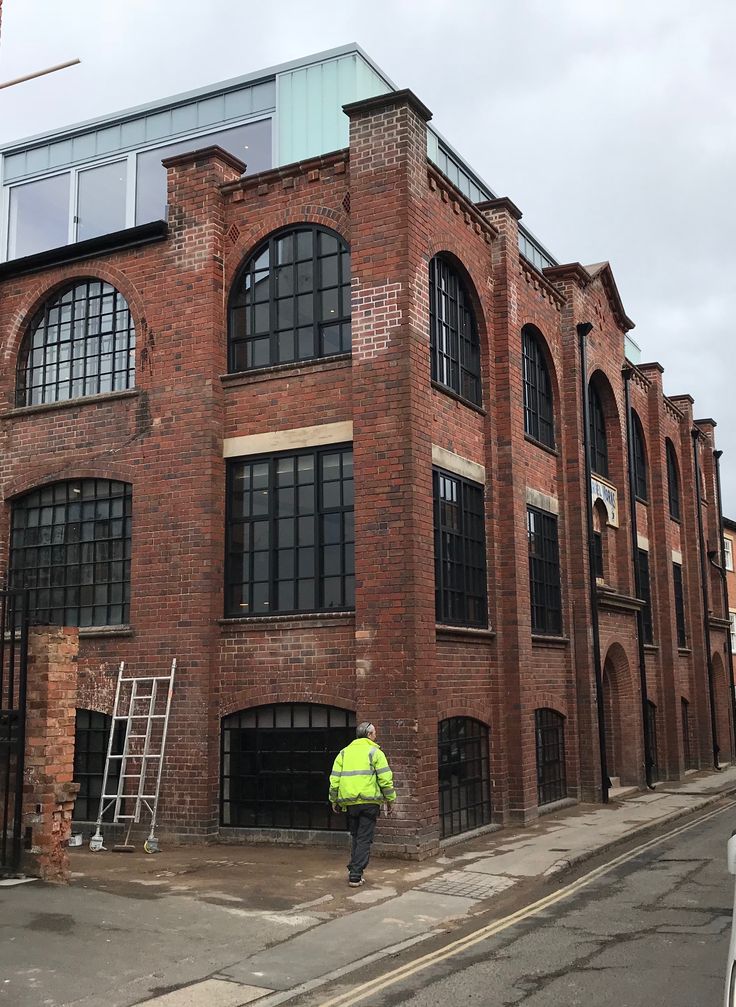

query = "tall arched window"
(522, 325), (554, 448)
(437, 716), (491, 837)
(16, 280), (136, 407)
(535, 708), (566, 806)
(632, 411), (648, 501)
(588, 382), (609, 478)
(9, 479), (132, 626)
(221, 704), (355, 830)
(228, 227), (351, 372)
(429, 255), (481, 407)
(666, 439), (681, 520)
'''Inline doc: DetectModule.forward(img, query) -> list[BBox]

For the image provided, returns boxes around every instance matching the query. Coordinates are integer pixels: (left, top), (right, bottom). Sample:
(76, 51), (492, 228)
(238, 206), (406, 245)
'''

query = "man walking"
(329, 722), (396, 887)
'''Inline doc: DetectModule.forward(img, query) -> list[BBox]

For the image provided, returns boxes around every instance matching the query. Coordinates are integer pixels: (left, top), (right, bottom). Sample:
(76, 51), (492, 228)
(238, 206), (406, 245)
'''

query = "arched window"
(429, 255), (481, 406)
(588, 382), (609, 478)
(228, 227), (351, 372)
(522, 326), (554, 448)
(631, 411), (648, 501)
(9, 479), (132, 626)
(667, 440), (681, 520)
(16, 280), (135, 407)
(221, 704), (356, 830)
(535, 708), (566, 806)
(437, 717), (491, 837)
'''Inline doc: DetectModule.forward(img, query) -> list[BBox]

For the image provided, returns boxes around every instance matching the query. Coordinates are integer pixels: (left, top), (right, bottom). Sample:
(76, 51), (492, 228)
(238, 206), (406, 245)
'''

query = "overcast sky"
(2, 1), (735, 509)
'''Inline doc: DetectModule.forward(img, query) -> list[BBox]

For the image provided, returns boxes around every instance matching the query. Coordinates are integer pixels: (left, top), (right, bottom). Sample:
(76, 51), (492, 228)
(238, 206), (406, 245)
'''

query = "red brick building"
(0, 55), (732, 855)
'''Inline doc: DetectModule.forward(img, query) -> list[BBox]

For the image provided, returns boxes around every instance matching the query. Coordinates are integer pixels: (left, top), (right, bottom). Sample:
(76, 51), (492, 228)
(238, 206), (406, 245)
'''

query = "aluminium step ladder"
(90, 659), (176, 854)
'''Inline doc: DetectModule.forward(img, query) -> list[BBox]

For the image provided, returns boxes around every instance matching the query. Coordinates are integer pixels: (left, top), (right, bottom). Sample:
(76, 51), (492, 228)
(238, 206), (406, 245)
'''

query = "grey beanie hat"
(356, 721), (375, 738)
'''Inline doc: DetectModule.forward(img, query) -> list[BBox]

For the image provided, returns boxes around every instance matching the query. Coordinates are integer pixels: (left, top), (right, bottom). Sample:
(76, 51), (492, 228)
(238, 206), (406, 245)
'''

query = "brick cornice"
(544, 260), (635, 333)
(161, 144), (246, 174)
(220, 149), (349, 196)
(476, 196), (523, 221)
(342, 88), (433, 123)
(427, 165), (498, 242)
(519, 257), (565, 308)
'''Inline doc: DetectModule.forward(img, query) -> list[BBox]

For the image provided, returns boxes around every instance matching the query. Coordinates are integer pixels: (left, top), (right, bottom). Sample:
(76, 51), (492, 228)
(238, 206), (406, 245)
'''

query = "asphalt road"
(305, 803), (736, 1007)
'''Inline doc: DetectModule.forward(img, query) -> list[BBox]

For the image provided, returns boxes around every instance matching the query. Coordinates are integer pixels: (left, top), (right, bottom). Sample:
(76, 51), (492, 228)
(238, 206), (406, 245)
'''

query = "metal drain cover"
(418, 870), (517, 900)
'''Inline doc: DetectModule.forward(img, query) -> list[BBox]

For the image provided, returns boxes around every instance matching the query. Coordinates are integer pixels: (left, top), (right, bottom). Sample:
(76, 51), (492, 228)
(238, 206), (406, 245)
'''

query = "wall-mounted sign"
(591, 475), (619, 527)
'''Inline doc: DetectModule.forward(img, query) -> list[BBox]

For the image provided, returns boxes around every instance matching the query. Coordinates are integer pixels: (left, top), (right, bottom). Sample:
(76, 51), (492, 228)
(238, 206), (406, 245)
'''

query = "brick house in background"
(0, 46), (732, 855)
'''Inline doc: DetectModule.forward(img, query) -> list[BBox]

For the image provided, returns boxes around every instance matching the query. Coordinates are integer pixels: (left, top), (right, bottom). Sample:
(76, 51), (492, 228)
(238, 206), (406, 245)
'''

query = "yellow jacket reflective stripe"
(329, 737), (396, 807)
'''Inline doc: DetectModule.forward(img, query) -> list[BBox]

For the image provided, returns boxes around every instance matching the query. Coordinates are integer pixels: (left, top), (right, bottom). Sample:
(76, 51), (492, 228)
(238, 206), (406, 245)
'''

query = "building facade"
(0, 48), (732, 855)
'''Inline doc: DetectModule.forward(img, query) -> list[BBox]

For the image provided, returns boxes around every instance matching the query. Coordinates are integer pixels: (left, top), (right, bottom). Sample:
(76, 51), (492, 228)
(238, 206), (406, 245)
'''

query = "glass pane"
(136, 119), (272, 224)
(77, 161), (127, 241)
(8, 173), (71, 258)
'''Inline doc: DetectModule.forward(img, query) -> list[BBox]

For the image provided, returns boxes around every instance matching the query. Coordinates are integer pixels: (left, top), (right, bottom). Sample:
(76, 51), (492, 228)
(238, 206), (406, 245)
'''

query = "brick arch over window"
(16, 278), (136, 407)
(225, 208), (350, 277)
(522, 323), (556, 449)
(3, 264), (146, 372)
(429, 252), (482, 407)
(220, 686), (357, 720)
(227, 223), (351, 372)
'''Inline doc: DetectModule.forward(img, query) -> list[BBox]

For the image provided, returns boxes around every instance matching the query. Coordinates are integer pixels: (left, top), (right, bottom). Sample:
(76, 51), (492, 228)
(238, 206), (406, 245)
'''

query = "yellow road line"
(318, 800), (736, 1007)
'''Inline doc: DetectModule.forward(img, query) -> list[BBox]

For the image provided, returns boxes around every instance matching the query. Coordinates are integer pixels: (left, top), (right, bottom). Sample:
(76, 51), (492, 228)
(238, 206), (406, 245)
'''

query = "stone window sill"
(2, 388), (139, 420)
(219, 611), (354, 631)
(79, 625), (134, 638)
(221, 353), (351, 388)
(436, 624), (495, 640)
(524, 434), (558, 458)
(431, 380), (487, 416)
(532, 634), (569, 647)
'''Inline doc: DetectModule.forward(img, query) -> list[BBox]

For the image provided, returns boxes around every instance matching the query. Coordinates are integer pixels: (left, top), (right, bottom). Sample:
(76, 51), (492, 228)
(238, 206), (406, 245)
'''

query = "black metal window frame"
(527, 506), (563, 636)
(673, 561), (687, 648)
(681, 697), (694, 769)
(666, 440), (681, 520)
(16, 279), (136, 407)
(646, 700), (659, 783)
(438, 716), (491, 838)
(631, 411), (648, 502)
(225, 445), (354, 618)
(593, 530), (604, 580)
(220, 703), (356, 831)
(588, 382), (609, 478)
(433, 468), (487, 628)
(637, 548), (654, 645)
(429, 255), (482, 407)
(73, 709), (124, 822)
(228, 226), (351, 373)
(535, 708), (567, 806)
(10, 479), (132, 627)
(522, 325), (555, 449)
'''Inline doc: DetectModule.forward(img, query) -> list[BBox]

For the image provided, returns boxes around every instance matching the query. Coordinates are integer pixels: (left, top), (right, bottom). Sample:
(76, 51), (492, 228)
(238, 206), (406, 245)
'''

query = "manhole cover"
(418, 871), (516, 900)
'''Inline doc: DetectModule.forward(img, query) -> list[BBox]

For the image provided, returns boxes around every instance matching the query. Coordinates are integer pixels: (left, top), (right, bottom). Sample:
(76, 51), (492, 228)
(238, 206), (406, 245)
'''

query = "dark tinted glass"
(527, 507), (562, 635)
(429, 256), (481, 406)
(588, 383), (609, 478)
(535, 709), (566, 805)
(438, 717), (491, 838)
(433, 469), (487, 627)
(522, 326), (554, 448)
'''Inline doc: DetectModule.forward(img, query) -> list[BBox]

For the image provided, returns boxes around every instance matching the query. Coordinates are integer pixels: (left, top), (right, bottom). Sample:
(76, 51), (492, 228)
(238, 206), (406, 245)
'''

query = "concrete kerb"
(541, 781), (736, 879)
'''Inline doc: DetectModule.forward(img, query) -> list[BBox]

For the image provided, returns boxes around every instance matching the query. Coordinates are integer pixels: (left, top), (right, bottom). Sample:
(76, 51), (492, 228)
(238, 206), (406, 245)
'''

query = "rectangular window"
(8, 173), (71, 259)
(527, 506), (562, 636)
(730, 612), (736, 655)
(76, 161), (127, 242)
(725, 537), (734, 572)
(673, 562), (687, 649)
(637, 549), (653, 645)
(592, 531), (604, 580)
(225, 446), (354, 617)
(433, 470), (487, 627)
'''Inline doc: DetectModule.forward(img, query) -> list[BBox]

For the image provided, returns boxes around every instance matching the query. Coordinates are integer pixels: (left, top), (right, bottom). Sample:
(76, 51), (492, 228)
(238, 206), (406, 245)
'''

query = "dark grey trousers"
(347, 803), (380, 877)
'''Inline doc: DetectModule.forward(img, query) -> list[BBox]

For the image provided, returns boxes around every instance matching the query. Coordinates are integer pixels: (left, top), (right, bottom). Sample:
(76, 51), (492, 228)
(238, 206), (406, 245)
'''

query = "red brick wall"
(0, 92), (730, 851)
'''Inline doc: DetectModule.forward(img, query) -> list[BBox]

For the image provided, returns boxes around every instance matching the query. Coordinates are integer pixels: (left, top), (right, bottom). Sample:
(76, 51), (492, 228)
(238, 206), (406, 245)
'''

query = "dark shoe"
(348, 875), (364, 887)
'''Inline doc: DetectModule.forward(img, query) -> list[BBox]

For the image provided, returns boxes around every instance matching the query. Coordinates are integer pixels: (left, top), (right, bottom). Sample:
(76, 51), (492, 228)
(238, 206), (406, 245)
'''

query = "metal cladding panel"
(625, 334), (642, 363)
(277, 53), (390, 165)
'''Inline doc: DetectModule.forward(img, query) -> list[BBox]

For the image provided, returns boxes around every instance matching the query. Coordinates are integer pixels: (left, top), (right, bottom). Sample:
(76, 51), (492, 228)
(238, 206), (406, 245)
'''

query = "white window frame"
(725, 536), (734, 572)
(730, 611), (736, 654)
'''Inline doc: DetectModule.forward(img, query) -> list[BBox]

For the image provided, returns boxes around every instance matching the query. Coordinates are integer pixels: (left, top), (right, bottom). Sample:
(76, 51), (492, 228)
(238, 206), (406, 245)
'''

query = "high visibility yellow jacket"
(329, 738), (396, 807)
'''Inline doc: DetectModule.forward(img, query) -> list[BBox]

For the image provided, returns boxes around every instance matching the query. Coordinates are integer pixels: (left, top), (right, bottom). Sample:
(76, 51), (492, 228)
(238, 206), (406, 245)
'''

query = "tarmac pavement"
(2, 766), (736, 1006)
